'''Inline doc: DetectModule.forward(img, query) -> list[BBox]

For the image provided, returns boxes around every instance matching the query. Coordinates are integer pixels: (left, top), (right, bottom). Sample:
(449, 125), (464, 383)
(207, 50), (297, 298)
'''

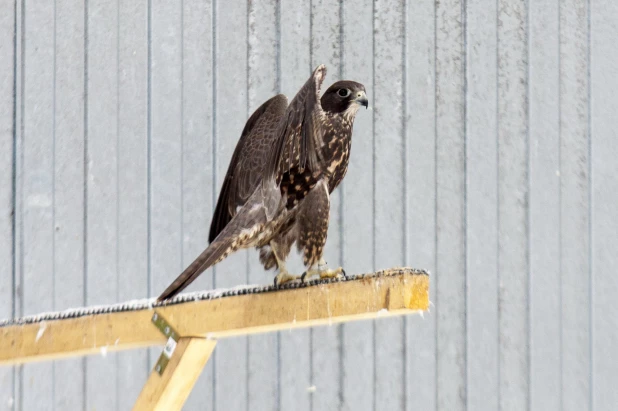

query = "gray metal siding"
(1, 0), (615, 410)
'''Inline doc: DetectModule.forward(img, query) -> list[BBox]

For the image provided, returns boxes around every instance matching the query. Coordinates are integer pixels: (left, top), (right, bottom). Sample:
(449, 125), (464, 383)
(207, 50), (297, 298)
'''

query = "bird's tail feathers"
(157, 196), (269, 302)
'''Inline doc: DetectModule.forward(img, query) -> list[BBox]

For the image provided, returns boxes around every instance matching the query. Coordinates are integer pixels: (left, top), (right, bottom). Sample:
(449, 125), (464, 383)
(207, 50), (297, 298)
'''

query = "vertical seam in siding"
(115, 0), (121, 406)
(524, 1), (531, 410)
(402, 1), (408, 410)
(433, 0), (439, 406)
(557, 0), (563, 409)
(586, 0), (593, 407)
(495, 0), (501, 408)
(275, 3), (282, 408)
(146, 0), (152, 303)
(371, 1), (376, 410)
(82, 0), (89, 407)
(462, 0), (469, 408)
(245, 4), (250, 411)
(211, 0), (218, 408)
(52, 1), (57, 407)
(180, 0), (185, 277)
(11, 2), (18, 406)
(309, 2), (313, 405)
(337, 1), (345, 409)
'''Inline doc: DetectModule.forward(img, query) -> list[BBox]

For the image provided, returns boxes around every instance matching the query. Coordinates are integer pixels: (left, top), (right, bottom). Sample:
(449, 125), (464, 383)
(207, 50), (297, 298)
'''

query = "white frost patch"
(35, 321), (47, 342)
(376, 308), (389, 317)
(7, 397), (14, 407)
(100, 346), (108, 357)
(307, 385), (317, 393)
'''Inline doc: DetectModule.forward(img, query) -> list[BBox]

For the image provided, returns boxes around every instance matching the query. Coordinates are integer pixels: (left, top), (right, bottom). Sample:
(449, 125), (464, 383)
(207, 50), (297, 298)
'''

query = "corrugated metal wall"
(1, 0), (616, 410)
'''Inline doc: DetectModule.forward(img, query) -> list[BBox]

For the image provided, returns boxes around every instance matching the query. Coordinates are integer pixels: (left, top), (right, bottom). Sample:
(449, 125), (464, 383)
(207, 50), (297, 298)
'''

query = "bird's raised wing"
(209, 94), (288, 242)
(265, 65), (328, 188)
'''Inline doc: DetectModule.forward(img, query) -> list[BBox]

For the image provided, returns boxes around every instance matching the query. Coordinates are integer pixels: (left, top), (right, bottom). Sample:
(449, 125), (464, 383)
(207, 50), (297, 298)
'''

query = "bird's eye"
(337, 88), (350, 98)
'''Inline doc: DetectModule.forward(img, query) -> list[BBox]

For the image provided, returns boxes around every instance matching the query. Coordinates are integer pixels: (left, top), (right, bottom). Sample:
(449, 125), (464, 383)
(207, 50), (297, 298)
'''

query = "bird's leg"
(301, 259), (347, 282)
(272, 244), (302, 286)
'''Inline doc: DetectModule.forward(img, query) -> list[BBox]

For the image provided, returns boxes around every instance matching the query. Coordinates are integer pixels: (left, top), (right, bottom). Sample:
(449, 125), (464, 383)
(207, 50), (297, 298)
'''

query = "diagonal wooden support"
(133, 337), (217, 411)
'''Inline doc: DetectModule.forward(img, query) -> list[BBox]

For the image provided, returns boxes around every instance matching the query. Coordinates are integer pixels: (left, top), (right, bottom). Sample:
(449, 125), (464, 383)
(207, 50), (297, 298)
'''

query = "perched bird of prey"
(157, 65), (368, 301)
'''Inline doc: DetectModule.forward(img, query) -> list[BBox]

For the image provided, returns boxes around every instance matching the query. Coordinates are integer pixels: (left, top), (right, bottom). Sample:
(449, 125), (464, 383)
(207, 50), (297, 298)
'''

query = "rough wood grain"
(133, 338), (217, 411)
(0, 270), (429, 366)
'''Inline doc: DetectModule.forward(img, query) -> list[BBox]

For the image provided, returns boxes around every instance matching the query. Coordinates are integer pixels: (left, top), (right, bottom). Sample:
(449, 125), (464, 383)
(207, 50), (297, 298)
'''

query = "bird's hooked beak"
(353, 90), (369, 109)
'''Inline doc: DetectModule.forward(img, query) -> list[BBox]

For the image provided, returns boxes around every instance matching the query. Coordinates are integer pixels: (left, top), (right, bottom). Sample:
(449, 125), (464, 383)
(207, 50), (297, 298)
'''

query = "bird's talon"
(274, 270), (302, 287)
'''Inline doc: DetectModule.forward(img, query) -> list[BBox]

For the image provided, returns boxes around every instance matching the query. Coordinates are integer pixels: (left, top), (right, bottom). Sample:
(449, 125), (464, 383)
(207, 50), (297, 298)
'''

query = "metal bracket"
(151, 312), (180, 375)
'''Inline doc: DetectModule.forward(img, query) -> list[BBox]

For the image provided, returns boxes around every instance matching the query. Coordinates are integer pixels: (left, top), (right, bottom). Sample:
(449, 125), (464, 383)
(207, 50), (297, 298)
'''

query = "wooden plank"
(559, 1), (592, 409)
(310, 1), (342, 409)
(465, 1), (499, 409)
(85, 1), (119, 409)
(340, 1), (374, 410)
(54, 1), (86, 408)
(0, 270), (429, 366)
(247, 2), (279, 410)
(0, 0), (15, 408)
(405, 0), (437, 409)
(117, 1), (150, 409)
(20, 2), (55, 409)
(591, 0), (618, 408)
(528, 0), (560, 409)
(180, 0), (215, 409)
(278, 2), (312, 408)
(435, 0), (466, 409)
(497, 1), (529, 409)
(373, 2), (406, 410)
(133, 338), (217, 411)
(213, 2), (249, 410)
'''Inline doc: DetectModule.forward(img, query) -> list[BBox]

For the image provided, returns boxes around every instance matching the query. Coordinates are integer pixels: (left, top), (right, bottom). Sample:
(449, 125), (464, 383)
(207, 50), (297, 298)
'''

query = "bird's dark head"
(320, 81), (368, 117)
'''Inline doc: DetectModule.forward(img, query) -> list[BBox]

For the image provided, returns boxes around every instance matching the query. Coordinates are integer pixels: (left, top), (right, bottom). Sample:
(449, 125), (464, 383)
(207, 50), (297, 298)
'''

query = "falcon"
(158, 64), (368, 301)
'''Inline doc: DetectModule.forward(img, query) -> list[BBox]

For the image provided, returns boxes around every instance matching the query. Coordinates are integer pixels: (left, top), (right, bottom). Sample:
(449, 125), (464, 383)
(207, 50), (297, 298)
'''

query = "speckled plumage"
(158, 65), (367, 301)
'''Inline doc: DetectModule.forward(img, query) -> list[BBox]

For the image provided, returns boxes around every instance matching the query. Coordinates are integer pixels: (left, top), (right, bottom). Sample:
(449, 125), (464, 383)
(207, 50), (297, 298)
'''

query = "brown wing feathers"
(209, 94), (288, 242)
(158, 65), (327, 301)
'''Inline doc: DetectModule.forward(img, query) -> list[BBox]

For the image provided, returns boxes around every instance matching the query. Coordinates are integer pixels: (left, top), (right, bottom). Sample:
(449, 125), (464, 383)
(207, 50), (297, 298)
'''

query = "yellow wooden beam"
(0, 268), (428, 366)
(133, 337), (217, 411)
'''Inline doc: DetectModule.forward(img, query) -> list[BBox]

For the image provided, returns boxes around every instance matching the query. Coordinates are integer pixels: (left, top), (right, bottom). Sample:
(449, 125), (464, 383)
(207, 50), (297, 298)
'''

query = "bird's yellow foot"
(274, 269), (302, 287)
(301, 266), (347, 282)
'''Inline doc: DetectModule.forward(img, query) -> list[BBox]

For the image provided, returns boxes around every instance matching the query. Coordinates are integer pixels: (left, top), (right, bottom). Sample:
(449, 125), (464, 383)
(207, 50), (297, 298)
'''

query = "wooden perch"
(0, 268), (429, 411)
(0, 268), (428, 365)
